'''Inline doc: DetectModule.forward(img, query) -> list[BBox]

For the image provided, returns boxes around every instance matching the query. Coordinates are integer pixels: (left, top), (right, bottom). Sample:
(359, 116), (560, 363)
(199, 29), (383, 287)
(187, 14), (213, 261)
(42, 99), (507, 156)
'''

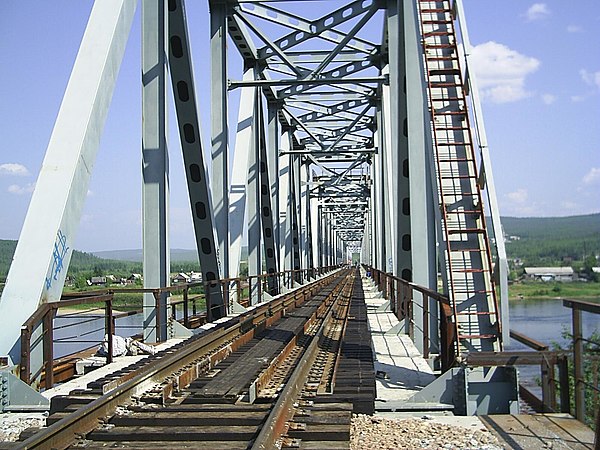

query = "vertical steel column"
(374, 99), (385, 272)
(289, 155), (302, 276)
(403, 0), (438, 352)
(267, 102), (281, 259)
(278, 133), (292, 273)
(210, 0), (229, 278)
(229, 68), (255, 280)
(386, 0), (412, 282)
(258, 102), (279, 293)
(142, 0), (169, 342)
(300, 160), (309, 272)
(305, 165), (315, 275)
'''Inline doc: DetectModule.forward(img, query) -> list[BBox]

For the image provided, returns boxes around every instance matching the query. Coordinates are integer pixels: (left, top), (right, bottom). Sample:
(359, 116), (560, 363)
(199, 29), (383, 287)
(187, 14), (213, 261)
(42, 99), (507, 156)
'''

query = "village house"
(523, 267), (574, 282)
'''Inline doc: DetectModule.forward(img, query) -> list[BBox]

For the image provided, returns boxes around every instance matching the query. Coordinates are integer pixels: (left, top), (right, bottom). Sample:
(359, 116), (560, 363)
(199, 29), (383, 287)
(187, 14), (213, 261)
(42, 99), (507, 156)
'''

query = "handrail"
(562, 298), (600, 438)
(363, 264), (454, 369)
(18, 265), (340, 390)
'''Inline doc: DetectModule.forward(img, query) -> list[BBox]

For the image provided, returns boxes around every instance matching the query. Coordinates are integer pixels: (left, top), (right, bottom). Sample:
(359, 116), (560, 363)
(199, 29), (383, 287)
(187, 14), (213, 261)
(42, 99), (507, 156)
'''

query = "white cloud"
(541, 93), (556, 105)
(583, 167), (600, 185)
(506, 188), (528, 204)
(524, 3), (550, 21)
(560, 201), (579, 211)
(7, 183), (35, 195)
(469, 41), (540, 103)
(570, 95), (585, 102)
(0, 163), (29, 176)
(567, 25), (583, 33)
(580, 69), (600, 90)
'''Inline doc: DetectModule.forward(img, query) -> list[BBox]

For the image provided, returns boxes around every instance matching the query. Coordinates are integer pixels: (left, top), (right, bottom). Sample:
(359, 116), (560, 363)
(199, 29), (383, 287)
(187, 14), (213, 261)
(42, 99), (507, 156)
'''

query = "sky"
(0, 1), (599, 253)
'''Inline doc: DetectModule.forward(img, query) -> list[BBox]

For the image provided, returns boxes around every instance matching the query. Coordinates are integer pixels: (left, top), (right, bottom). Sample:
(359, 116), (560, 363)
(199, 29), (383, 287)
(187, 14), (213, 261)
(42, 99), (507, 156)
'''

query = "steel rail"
(252, 271), (356, 449)
(17, 270), (344, 450)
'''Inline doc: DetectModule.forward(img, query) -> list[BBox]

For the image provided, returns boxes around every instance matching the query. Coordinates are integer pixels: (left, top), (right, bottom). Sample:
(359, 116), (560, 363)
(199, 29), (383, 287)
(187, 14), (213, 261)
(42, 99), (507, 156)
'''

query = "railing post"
(423, 295), (429, 359)
(541, 357), (556, 412)
(558, 354), (570, 414)
(183, 287), (189, 327)
(105, 297), (114, 365)
(205, 283), (212, 321)
(572, 307), (585, 421)
(20, 326), (31, 384)
(152, 291), (163, 341)
(43, 310), (54, 390)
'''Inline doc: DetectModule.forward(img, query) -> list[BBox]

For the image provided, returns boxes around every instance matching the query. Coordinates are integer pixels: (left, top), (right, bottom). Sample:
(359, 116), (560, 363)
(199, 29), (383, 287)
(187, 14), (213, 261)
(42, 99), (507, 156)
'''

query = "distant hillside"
(501, 213), (600, 266)
(0, 239), (142, 280)
(93, 246), (249, 263)
(94, 248), (199, 263)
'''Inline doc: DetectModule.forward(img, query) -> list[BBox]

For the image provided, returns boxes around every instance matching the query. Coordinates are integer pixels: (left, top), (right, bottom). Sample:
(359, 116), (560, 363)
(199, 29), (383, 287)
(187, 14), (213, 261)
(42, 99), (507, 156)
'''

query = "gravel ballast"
(351, 415), (504, 450)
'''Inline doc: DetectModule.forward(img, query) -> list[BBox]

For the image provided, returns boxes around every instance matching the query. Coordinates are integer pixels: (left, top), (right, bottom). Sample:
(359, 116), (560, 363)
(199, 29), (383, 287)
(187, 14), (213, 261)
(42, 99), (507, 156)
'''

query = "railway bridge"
(1, 0), (596, 448)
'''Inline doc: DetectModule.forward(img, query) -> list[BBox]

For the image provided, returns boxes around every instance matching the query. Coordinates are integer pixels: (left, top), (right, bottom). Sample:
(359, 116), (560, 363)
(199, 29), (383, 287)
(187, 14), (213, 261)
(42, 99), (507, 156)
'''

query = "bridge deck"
(481, 413), (595, 449)
(361, 272), (436, 406)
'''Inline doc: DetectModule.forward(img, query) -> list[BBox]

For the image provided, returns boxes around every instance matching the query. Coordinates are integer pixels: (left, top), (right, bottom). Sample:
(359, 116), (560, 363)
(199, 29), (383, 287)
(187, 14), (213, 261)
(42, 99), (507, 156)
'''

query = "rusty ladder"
(417, 0), (502, 356)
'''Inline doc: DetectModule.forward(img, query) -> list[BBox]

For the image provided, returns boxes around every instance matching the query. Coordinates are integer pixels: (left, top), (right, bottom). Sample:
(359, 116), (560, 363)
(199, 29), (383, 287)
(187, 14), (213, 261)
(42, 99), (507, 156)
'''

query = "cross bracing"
(0, 0), (508, 375)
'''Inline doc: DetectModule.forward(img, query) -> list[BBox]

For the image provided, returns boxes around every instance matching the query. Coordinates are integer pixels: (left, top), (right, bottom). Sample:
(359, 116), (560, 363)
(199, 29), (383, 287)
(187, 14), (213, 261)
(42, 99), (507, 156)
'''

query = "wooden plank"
(74, 441), (250, 449)
(88, 425), (260, 441)
(109, 411), (266, 426)
(481, 414), (595, 450)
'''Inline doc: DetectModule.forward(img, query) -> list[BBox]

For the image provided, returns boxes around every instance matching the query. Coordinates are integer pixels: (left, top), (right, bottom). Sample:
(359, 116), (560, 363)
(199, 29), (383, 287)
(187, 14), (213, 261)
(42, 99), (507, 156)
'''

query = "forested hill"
(501, 213), (600, 266)
(2, 213), (599, 278)
(0, 240), (142, 280)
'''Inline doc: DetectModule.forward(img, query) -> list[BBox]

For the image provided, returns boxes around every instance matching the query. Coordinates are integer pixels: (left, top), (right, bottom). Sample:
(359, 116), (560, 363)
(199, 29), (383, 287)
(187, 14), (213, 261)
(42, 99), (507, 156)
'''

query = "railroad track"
(11, 268), (374, 449)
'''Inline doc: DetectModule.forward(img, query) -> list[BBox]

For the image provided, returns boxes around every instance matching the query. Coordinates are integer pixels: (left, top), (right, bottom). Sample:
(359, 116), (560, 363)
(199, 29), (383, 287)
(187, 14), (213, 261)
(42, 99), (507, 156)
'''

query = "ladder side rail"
(453, 0), (509, 343)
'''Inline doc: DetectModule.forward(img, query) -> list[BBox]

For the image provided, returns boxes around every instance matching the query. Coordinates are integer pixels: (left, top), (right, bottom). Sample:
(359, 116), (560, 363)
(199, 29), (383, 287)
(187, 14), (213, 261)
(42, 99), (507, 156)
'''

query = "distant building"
(90, 276), (107, 285)
(524, 267), (574, 282)
(172, 272), (191, 284)
(127, 273), (142, 284)
(190, 272), (202, 282)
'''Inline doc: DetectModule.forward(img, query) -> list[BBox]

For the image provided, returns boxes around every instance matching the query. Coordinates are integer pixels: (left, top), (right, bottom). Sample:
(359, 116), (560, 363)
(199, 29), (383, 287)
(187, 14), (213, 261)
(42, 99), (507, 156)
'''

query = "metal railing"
(563, 299), (600, 434)
(19, 265), (338, 390)
(365, 265), (456, 371)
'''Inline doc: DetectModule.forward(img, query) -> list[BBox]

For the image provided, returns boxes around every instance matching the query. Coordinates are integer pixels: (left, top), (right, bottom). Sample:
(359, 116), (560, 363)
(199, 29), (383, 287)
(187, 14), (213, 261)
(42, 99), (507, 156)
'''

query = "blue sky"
(0, 1), (599, 252)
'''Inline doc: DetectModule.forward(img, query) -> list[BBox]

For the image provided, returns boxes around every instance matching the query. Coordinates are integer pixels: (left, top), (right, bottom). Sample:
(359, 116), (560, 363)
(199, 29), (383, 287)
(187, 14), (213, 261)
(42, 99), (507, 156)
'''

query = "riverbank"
(508, 281), (600, 300)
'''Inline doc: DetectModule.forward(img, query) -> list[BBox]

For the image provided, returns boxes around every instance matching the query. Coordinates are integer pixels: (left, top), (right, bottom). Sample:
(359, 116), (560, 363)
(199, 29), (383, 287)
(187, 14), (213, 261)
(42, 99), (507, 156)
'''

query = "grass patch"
(509, 281), (600, 300)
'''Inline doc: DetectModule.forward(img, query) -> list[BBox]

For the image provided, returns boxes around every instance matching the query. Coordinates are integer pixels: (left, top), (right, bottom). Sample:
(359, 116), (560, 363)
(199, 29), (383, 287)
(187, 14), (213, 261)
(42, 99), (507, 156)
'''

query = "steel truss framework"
(1, 0), (508, 373)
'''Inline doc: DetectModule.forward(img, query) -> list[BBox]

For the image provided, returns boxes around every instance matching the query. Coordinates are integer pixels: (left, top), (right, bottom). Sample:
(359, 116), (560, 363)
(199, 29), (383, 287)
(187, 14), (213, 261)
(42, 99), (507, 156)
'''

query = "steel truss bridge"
(0, 0), (509, 413)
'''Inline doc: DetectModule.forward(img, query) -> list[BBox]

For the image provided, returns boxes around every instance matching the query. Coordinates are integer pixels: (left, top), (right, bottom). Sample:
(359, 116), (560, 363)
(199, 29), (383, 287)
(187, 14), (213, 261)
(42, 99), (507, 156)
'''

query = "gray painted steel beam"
(229, 68), (256, 280)
(257, 102), (279, 293)
(167, 0), (224, 319)
(210, 0), (229, 279)
(0, 0), (137, 362)
(142, 0), (169, 343)
(248, 87), (261, 304)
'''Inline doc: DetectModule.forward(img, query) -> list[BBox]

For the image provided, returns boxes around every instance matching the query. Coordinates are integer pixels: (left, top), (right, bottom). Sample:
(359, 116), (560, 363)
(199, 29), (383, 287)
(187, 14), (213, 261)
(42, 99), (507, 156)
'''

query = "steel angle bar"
(323, 105), (372, 151)
(283, 106), (326, 150)
(227, 14), (259, 61)
(229, 76), (386, 89)
(308, 5), (380, 78)
(255, 0), (379, 60)
(168, 0), (223, 315)
(321, 57), (378, 79)
(271, 50), (372, 64)
(233, 9), (306, 77)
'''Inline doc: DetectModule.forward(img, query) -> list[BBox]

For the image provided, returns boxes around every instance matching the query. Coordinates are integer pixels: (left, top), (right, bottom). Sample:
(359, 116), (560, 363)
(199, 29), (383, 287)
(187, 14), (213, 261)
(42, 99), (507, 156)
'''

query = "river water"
(507, 297), (600, 349)
(506, 297), (600, 392)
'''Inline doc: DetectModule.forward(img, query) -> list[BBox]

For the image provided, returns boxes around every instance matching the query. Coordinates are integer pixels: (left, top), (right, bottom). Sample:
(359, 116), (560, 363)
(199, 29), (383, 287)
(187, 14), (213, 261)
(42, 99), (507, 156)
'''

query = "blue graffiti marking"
(45, 230), (69, 290)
